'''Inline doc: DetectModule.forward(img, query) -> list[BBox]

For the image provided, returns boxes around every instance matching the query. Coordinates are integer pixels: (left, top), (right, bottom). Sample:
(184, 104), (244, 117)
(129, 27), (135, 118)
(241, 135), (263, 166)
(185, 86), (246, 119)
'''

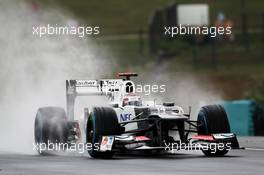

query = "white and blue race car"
(34, 73), (239, 158)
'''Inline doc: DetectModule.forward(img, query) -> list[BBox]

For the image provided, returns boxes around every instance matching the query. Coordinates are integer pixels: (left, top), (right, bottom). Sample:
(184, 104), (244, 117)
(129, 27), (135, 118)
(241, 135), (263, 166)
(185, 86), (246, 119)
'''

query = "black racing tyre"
(197, 105), (230, 156)
(86, 107), (120, 159)
(34, 107), (69, 154)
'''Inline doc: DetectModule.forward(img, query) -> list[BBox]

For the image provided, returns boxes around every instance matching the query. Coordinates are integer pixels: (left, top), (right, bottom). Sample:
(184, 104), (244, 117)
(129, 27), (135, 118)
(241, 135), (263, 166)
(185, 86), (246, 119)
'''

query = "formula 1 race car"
(34, 72), (239, 158)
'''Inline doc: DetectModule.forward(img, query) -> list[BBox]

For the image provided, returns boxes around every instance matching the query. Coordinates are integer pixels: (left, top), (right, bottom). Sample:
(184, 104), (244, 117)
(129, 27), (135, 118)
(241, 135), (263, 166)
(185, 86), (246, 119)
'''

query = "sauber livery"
(34, 72), (239, 158)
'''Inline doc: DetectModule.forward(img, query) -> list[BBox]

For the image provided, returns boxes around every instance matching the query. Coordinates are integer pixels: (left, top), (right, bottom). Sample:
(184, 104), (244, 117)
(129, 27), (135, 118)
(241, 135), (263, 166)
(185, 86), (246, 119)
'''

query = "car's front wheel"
(86, 107), (120, 159)
(197, 105), (230, 156)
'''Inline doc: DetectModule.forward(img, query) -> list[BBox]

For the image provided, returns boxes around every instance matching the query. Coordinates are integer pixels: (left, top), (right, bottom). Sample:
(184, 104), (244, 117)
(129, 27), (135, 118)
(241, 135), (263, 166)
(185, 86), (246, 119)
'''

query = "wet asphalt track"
(0, 150), (264, 175)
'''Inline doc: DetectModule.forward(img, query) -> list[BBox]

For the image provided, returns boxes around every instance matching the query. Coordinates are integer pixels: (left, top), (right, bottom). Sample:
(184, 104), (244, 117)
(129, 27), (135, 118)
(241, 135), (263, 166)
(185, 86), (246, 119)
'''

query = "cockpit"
(122, 94), (142, 107)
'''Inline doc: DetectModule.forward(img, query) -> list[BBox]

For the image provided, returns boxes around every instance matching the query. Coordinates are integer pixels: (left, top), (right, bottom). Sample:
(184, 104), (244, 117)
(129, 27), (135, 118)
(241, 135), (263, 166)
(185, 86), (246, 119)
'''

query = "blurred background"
(0, 0), (264, 153)
(37, 0), (264, 136)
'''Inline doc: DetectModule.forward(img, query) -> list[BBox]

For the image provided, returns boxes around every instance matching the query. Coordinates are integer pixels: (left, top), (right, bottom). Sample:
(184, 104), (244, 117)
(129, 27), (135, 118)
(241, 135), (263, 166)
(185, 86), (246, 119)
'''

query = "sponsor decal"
(120, 114), (131, 122)
(191, 135), (215, 141)
(100, 136), (114, 152)
(76, 80), (97, 86)
(102, 80), (121, 85)
(102, 136), (108, 146)
(213, 133), (235, 139)
(135, 136), (151, 141)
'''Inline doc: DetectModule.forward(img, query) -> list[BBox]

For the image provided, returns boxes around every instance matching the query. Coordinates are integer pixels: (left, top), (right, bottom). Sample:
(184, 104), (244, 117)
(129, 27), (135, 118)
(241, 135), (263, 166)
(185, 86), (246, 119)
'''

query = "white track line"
(244, 147), (264, 151)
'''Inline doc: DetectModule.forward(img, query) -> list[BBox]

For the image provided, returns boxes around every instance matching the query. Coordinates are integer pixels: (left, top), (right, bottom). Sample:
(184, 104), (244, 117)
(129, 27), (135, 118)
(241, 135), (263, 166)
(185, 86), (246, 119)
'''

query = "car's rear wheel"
(86, 107), (120, 159)
(197, 105), (230, 156)
(34, 107), (69, 154)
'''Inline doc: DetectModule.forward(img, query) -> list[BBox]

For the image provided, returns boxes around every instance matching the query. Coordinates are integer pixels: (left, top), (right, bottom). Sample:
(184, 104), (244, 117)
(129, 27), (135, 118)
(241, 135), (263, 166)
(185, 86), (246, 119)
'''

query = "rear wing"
(66, 79), (134, 120)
